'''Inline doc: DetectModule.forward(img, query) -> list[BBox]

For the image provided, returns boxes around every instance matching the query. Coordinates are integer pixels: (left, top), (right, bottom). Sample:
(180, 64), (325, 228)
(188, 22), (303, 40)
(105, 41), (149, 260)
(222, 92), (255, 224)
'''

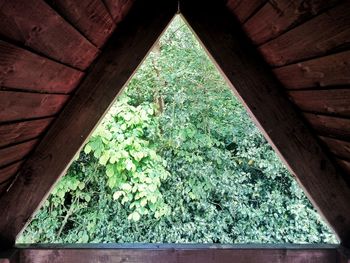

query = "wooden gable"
(0, 0), (350, 261)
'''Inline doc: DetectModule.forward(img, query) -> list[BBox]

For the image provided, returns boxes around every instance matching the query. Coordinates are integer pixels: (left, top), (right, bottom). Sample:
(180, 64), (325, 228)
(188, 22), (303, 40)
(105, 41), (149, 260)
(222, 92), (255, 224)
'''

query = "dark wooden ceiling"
(0, 0), (350, 248)
(227, 0), (350, 180)
(0, 0), (133, 193)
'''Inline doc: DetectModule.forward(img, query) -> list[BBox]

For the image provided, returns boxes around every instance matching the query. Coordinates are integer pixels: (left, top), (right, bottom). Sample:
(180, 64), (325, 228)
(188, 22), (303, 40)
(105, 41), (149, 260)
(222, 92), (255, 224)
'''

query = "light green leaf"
(84, 144), (92, 154)
(113, 191), (124, 200)
(121, 183), (132, 192)
(131, 212), (141, 221)
(150, 196), (157, 204)
(99, 152), (110, 166)
(108, 176), (117, 189)
(125, 159), (136, 171)
(78, 182), (85, 190)
(140, 198), (147, 207)
(106, 164), (114, 177)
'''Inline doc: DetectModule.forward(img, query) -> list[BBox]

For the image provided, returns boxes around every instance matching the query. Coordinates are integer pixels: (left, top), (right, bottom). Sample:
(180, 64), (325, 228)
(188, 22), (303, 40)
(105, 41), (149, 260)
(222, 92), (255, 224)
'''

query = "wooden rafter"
(180, 0), (350, 244)
(3, 244), (343, 263)
(0, 0), (177, 247)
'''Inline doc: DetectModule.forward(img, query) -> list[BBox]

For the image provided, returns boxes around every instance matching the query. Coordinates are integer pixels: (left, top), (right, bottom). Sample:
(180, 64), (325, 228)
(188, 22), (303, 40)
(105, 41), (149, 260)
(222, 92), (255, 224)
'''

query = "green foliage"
(84, 97), (170, 221)
(18, 16), (337, 244)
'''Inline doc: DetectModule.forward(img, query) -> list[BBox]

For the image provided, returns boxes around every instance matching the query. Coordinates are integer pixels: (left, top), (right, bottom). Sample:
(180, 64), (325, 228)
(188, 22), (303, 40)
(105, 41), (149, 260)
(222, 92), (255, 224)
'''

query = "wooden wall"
(1, 244), (346, 263)
(1, 0), (348, 203)
(0, 0), (133, 196)
(227, 0), (350, 182)
(0, 0), (349, 247)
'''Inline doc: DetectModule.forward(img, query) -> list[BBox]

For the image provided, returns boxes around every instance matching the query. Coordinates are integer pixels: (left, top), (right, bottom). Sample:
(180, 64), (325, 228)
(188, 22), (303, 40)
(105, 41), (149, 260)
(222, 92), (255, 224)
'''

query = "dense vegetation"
(18, 17), (337, 244)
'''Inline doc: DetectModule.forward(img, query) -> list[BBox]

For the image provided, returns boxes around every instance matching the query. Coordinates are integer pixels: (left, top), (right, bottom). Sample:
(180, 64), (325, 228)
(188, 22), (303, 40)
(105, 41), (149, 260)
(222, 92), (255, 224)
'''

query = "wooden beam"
(319, 136), (350, 162)
(0, 0), (99, 70)
(0, 40), (83, 93)
(17, 244), (338, 263)
(103, 0), (134, 24)
(226, 0), (267, 24)
(0, 249), (18, 263)
(180, 0), (350, 244)
(0, 118), (54, 148)
(0, 91), (68, 123)
(0, 0), (177, 247)
(288, 89), (350, 118)
(0, 161), (23, 185)
(0, 140), (38, 168)
(243, 0), (341, 46)
(273, 51), (350, 89)
(259, 1), (350, 67)
(46, 0), (116, 48)
(337, 159), (350, 180)
(338, 245), (350, 263)
(303, 113), (350, 141)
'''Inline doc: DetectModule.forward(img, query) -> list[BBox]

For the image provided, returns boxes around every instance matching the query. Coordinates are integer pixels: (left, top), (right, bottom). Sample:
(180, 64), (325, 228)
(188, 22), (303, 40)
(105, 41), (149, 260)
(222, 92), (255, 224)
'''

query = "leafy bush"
(18, 17), (337, 244)
(84, 97), (170, 220)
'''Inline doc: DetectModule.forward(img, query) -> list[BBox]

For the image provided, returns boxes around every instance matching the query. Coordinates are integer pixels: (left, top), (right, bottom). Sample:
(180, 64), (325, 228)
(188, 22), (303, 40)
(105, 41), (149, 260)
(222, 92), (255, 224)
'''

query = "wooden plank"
(289, 89), (350, 117)
(17, 243), (339, 249)
(0, 182), (10, 197)
(0, 41), (83, 93)
(338, 246), (350, 263)
(259, 1), (350, 67)
(18, 246), (338, 263)
(244, 0), (341, 45)
(0, 250), (18, 263)
(0, 91), (68, 123)
(320, 136), (350, 161)
(0, 118), (53, 148)
(46, 0), (116, 48)
(181, 0), (350, 244)
(0, 161), (23, 184)
(226, 0), (267, 24)
(304, 113), (350, 141)
(0, 140), (37, 168)
(103, 0), (134, 23)
(0, 0), (99, 70)
(336, 159), (350, 181)
(274, 51), (350, 89)
(0, 0), (177, 247)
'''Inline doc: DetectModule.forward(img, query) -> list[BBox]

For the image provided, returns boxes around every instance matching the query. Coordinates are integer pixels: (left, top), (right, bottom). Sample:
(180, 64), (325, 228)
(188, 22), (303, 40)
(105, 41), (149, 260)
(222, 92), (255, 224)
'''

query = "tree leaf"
(84, 144), (92, 154)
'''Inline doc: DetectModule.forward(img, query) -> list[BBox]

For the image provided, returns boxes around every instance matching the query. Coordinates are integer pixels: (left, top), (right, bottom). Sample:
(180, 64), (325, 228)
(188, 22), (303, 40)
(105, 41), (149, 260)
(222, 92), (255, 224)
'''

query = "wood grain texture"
(304, 113), (350, 141)
(320, 136), (350, 161)
(274, 51), (350, 89)
(103, 0), (134, 23)
(0, 118), (53, 148)
(0, 161), (23, 184)
(0, 182), (10, 197)
(0, 91), (68, 123)
(337, 159), (350, 180)
(0, 41), (83, 93)
(260, 1), (350, 66)
(244, 0), (341, 45)
(289, 89), (350, 117)
(181, 0), (350, 244)
(18, 247), (338, 263)
(0, 250), (18, 263)
(0, 0), (177, 247)
(46, 0), (116, 48)
(337, 246), (350, 263)
(0, 0), (99, 70)
(0, 140), (37, 168)
(226, 0), (266, 23)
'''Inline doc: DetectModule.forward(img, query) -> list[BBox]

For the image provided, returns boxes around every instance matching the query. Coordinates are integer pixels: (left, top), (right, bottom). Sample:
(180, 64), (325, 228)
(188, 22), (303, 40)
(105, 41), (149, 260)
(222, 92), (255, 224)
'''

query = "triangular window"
(17, 16), (337, 244)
